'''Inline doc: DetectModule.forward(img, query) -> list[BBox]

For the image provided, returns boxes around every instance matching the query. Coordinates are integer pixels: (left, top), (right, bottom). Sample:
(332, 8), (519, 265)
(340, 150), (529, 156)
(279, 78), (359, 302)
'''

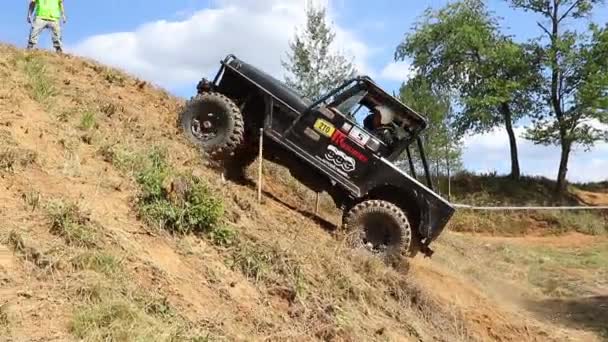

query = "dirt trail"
(574, 188), (608, 206)
(0, 44), (605, 341)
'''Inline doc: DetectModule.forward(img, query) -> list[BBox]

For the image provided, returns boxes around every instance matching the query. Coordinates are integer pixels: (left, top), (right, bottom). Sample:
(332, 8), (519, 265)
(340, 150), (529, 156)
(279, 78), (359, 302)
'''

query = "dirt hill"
(0, 44), (606, 342)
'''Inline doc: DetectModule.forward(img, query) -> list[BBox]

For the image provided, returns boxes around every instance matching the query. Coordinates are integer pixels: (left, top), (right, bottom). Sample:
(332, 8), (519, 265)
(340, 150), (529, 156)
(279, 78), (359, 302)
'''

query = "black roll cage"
(211, 54), (435, 191)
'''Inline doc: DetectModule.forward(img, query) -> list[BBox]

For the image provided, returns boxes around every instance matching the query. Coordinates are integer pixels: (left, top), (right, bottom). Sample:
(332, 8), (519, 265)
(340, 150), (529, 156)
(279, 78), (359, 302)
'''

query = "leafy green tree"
(395, 0), (542, 179)
(399, 76), (463, 187)
(281, 4), (357, 101)
(508, 0), (608, 192)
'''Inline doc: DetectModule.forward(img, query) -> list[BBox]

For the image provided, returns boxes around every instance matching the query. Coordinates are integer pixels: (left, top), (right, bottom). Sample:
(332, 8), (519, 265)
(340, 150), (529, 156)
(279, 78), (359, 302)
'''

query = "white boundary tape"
(454, 204), (608, 211)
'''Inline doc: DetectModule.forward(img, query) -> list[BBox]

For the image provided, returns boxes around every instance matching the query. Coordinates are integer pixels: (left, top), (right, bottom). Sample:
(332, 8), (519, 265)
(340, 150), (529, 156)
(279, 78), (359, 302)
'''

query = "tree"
(282, 4), (357, 101)
(394, 0), (542, 179)
(399, 76), (463, 188)
(508, 0), (608, 193)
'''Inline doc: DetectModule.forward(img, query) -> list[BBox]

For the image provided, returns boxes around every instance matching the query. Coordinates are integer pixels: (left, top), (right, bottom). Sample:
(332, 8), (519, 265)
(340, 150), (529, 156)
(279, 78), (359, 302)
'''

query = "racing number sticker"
(313, 118), (336, 138)
(348, 126), (370, 147)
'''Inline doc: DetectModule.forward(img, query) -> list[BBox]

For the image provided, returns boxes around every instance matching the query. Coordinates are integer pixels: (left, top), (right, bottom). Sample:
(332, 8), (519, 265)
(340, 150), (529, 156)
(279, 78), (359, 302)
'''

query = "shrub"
(132, 147), (224, 235)
(139, 175), (224, 235)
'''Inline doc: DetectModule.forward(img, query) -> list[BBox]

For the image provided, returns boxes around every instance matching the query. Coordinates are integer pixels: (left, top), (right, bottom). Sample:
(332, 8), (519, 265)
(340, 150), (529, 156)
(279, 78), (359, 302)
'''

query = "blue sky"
(1, 0), (606, 182)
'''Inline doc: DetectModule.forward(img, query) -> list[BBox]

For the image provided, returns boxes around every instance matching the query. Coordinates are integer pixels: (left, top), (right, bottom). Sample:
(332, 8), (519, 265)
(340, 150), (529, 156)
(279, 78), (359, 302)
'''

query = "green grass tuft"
(46, 199), (97, 247)
(22, 55), (57, 104)
(79, 111), (97, 131)
(208, 225), (237, 247)
(230, 242), (273, 283)
(71, 252), (122, 276)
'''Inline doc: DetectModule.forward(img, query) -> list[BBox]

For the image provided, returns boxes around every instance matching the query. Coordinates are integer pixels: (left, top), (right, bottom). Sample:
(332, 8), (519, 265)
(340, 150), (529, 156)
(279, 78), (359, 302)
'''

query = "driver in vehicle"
(363, 103), (395, 146)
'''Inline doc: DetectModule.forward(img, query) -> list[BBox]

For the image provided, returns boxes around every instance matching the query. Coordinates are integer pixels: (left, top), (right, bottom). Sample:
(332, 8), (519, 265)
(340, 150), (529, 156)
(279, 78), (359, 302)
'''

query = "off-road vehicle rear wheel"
(179, 92), (244, 160)
(343, 200), (413, 262)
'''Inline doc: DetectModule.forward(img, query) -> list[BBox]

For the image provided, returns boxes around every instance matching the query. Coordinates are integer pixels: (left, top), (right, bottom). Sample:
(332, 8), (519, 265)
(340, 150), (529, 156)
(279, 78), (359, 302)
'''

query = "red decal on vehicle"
(330, 130), (369, 163)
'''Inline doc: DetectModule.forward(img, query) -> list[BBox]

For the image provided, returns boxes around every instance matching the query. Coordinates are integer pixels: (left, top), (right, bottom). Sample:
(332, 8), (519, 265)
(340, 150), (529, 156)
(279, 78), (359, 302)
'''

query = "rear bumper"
(421, 198), (456, 242)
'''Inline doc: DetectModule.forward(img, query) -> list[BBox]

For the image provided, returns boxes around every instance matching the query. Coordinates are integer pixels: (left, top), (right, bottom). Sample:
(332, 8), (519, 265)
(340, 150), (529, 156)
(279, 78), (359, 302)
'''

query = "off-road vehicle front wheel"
(343, 200), (413, 262)
(179, 92), (244, 160)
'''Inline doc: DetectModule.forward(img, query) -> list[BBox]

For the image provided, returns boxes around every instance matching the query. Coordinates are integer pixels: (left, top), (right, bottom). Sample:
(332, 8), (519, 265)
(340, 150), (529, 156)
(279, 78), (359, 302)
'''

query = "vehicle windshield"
(335, 89), (367, 115)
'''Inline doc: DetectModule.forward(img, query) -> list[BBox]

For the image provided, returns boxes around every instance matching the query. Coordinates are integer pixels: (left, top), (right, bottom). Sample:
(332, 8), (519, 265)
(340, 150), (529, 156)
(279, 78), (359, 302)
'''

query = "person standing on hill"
(27, 0), (66, 53)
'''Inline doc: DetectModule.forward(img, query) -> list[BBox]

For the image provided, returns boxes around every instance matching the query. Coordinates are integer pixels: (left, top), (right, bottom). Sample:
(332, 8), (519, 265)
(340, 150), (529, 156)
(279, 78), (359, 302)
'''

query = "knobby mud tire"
(179, 92), (245, 162)
(343, 200), (413, 263)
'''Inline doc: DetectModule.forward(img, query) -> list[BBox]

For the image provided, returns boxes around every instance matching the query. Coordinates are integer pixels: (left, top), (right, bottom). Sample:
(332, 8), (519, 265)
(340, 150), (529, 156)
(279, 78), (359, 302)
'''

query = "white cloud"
(69, 0), (371, 89)
(462, 127), (608, 182)
(379, 60), (415, 83)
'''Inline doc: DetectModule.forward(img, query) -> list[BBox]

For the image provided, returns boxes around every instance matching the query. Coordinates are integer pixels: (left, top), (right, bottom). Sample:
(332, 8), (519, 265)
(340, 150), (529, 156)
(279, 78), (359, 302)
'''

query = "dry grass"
(5, 230), (57, 270)
(0, 129), (37, 172)
(450, 210), (607, 236)
(447, 172), (607, 237)
(0, 148), (37, 172)
(449, 172), (581, 205)
(70, 251), (123, 277)
(0, 303), (9, 330)
(69, 280), (210, 342)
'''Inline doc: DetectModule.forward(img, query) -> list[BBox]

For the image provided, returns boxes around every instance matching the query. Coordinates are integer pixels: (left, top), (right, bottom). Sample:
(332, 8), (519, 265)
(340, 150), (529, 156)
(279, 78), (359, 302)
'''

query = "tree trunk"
(500, 103), (520, 179)
(446, 142), (451, 202)
(549, 1), (567, 194)
(556, 140), (571, 194)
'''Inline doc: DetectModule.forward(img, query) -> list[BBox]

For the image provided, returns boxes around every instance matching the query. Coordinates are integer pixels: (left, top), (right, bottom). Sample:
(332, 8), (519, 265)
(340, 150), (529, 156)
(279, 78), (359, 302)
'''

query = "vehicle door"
(282, 89), (382, 189)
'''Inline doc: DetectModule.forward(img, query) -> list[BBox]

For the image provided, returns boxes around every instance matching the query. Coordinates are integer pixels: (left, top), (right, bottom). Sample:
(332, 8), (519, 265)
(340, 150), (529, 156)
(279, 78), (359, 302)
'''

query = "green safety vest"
(35, 0), (61, 21)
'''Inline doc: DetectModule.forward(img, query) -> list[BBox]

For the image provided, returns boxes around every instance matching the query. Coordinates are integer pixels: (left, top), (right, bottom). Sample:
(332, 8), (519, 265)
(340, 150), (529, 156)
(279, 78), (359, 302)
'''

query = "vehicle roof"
(223, 55), (312, 113)
(221, 54), (428, 131)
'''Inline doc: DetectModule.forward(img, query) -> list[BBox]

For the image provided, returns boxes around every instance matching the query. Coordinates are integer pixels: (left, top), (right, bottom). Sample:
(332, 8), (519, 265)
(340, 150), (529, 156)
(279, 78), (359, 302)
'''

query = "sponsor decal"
(348, 126), (370, 147)
(303, 127), (321, 141)
(330, 130), (369, 163)
(324, 145), (356, 173)
(316, 156), (348, 177)
(313, 118), (336, 138)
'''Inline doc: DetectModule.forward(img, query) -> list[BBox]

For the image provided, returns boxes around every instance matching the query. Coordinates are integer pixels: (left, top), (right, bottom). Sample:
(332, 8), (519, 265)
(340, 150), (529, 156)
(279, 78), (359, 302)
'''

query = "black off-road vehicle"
(179, 54), (455, 260)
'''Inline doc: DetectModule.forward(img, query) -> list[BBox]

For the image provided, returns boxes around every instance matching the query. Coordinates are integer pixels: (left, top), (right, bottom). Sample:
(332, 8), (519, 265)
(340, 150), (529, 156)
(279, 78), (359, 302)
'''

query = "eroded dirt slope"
(0, 44), (605, 342)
